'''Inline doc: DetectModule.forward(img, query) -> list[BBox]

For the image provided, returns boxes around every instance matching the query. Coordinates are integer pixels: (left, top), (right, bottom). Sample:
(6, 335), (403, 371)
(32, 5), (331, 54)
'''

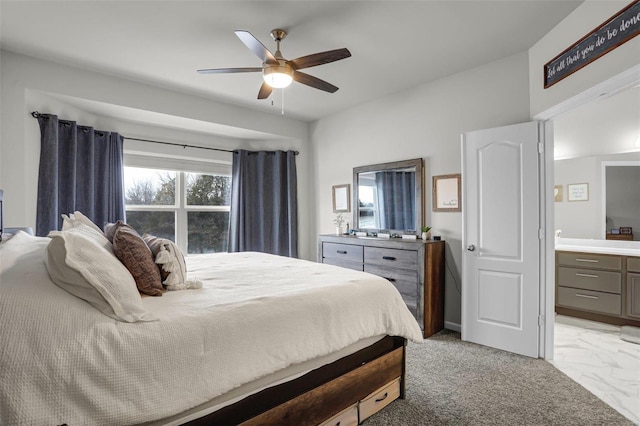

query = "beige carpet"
(365, 330), (633, 426)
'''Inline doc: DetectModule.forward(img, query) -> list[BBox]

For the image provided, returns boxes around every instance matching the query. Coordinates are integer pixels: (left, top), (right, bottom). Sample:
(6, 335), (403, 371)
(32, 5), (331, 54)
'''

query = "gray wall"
(606, 165), (640, 240)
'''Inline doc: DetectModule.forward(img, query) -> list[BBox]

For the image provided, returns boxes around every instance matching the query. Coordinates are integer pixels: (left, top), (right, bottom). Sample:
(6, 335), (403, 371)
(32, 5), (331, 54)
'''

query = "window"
(124, 166), (231, 254)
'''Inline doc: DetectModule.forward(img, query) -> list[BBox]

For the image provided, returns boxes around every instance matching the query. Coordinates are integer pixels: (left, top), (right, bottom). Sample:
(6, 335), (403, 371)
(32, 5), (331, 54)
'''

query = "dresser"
(555, 250), (640, 327)
(318, 235), (445, 338)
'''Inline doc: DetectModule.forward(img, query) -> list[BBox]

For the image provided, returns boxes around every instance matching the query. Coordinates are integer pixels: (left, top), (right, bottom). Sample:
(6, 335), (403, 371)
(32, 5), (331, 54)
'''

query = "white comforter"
(0, 233), (423, 425)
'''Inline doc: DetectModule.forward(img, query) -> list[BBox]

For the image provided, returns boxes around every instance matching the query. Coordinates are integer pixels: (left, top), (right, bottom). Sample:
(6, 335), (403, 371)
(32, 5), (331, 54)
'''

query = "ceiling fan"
(197, 29), (351, 99)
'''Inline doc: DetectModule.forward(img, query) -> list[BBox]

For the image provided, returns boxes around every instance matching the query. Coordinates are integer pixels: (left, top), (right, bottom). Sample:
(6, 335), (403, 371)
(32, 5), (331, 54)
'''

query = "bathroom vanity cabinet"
(556, 250), (640, 327)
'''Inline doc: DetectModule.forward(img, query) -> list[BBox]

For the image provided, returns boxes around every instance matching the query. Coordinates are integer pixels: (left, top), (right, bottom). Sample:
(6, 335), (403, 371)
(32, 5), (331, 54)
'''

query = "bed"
(0, 219), (423, 425)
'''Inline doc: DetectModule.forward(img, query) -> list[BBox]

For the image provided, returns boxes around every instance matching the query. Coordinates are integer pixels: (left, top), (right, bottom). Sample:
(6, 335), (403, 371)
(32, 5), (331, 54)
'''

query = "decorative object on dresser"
(555, 251), (640, 327)
(318, 234), (445, 338)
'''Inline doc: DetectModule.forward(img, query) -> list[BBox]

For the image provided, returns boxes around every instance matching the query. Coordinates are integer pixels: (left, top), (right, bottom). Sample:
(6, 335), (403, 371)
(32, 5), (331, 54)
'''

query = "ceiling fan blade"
(197, 67), (262, 74)
(235, 30), (277, 64)
(257, 82), (273, 99)
(289, 48), (351, 70)
(293, 71), (339, 93)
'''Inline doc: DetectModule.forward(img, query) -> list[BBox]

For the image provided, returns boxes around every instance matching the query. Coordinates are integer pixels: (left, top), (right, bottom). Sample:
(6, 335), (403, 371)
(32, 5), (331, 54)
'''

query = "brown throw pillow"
(112, 225), (164, 297)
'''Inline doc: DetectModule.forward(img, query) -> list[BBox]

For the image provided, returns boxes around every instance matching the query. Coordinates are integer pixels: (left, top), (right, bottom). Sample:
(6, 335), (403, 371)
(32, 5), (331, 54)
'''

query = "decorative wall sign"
(544, 0), (640, 88)
(568, 183), (589, 201)
(433, 174), (461, 212)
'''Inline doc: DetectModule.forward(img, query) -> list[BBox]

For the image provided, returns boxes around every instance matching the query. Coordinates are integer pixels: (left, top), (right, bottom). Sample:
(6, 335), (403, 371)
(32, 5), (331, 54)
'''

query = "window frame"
(124, 164), (231, 254)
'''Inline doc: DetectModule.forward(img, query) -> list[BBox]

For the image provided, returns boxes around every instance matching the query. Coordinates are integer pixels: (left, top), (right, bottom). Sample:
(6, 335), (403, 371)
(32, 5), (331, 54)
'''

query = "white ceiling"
(0, 0), (584, 122)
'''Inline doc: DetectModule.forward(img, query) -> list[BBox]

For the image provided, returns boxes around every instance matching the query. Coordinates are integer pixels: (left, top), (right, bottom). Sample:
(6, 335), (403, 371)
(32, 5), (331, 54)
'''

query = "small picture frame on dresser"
(620, 227), (632, 235)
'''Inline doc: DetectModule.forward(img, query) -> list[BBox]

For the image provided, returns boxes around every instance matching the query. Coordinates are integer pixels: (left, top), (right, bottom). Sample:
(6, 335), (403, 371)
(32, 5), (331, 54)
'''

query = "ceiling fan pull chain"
(281, 88), (285, 115)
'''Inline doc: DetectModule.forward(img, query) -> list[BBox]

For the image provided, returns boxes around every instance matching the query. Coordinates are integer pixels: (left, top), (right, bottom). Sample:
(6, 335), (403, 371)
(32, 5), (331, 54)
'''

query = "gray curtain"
(376, 171), (415, 230)
(36, 114), (126, 236)
(229, 150), (298, 257)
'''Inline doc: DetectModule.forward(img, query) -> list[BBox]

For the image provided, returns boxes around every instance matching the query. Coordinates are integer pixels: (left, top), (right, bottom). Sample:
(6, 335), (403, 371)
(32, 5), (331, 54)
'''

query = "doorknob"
(467, 244), (476, 252)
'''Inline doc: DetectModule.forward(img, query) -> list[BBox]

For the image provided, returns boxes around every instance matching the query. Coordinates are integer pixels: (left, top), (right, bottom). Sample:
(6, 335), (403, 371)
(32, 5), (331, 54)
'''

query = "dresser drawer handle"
(576, 293), (599, 299)
(375, 392), (389, 403)
(382, 256), (396, 261)
(384, 277), (396, 282)
(575, 258), (599, 263)
(575, 273), (599, 278)
(336, 250), (348, 255)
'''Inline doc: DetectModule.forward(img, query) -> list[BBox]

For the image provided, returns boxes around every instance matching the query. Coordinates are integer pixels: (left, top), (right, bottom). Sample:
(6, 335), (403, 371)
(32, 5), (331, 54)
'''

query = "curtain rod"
(30, 111), (299, 155)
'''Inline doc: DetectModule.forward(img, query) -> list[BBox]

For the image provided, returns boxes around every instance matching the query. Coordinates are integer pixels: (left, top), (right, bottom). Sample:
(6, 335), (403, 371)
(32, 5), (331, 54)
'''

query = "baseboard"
(444, 321), (461, 333)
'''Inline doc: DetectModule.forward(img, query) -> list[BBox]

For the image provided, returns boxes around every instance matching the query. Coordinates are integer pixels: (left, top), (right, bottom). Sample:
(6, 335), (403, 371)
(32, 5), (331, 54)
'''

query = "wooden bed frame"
(184, 335), (407, 426)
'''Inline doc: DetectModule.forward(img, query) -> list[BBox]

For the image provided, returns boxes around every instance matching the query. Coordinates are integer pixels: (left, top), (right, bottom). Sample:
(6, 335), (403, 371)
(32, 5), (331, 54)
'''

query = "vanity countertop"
(555, 237), (640, 257)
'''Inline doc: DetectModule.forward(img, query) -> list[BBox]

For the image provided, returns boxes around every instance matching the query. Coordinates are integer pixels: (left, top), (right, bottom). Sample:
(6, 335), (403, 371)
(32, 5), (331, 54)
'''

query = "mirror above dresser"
(352, 158), (423, 235)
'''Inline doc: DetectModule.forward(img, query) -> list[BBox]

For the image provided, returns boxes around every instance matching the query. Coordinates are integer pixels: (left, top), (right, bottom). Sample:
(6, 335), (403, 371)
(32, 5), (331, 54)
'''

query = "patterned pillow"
(143, 234), (202, 291)
(112, 225), (164, 297)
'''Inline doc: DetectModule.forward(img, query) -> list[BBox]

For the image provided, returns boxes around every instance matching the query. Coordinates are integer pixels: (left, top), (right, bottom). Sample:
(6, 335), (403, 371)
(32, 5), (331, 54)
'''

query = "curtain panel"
(376, 171), (415, 230)
(229, 150), (298, 257)
(35, 114), (126, 236)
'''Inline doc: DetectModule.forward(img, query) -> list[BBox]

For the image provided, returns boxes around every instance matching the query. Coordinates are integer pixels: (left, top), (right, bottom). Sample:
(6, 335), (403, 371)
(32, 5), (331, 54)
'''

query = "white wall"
(529, 0), (640, 117)
(311, 52), (531, 327)
(0, 50), (316, 259)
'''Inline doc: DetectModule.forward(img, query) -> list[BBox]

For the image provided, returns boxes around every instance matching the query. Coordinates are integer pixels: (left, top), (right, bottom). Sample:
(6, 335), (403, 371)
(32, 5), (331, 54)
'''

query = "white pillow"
(46, 227), (157, 322)
(61, 211), (105, 236)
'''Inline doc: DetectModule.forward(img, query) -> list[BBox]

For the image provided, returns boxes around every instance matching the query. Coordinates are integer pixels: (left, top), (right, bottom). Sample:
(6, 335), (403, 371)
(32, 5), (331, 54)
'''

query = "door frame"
(534, 64), (640, 360)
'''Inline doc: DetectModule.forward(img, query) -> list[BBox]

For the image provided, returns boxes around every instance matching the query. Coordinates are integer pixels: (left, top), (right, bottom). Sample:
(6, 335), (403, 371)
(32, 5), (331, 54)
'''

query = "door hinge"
(537, 142), (544, 154)
(538, 228), (545, 240)
(538, 315), (545, 327)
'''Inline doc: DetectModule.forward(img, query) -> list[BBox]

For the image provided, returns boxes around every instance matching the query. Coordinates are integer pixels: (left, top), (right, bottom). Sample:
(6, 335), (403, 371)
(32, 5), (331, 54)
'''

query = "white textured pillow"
(61, 211), (105, 236)
(45, 227), (157, 322)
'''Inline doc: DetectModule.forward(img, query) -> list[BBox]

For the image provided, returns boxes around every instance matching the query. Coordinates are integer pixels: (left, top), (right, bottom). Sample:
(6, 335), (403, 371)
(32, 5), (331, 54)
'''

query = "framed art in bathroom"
(567, 183), (589, 201)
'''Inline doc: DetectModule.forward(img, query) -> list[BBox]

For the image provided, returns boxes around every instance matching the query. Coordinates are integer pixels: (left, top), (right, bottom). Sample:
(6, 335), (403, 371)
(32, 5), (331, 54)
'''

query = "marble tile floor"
(551, 315), (640, 425)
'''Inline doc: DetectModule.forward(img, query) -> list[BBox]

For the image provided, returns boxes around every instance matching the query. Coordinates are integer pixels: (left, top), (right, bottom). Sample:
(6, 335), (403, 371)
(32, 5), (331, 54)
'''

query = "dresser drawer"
(323, 257), (363, 271)
(557, 267), (621, 294)
(557, 286), (621, 316)
(317, 403), (358, 426)
(628, 257), (640, 273)
(364, 247), (418, 270)
(358, 377), (401, 422)
(323, 242), (363, 263)
(556, 252), (622, 271)
(366, 265), (419, 317)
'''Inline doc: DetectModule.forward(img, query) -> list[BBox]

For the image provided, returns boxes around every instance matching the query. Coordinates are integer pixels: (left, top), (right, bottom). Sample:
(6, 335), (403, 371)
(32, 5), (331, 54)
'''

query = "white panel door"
(461, 121), (542, 358)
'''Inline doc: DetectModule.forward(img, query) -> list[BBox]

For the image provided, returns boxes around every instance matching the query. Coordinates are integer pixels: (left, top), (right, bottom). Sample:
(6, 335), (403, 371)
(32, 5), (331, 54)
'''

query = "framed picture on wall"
(433, 174), (461, 212)
(567, 183), (589, 201)
(554, 185), (563, 202)
(332, 184), (350, 213)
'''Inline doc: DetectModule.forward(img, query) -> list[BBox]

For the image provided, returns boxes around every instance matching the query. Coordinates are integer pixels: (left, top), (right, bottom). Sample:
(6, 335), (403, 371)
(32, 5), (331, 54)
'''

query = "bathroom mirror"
(554, 85), (640, 241)
(353, 158), (423, 233)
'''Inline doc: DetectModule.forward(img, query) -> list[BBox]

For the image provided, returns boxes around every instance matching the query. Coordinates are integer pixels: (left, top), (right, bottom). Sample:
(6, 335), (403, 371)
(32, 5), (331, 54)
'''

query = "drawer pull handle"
(575, 258), (599, 263)
(575, 273), (599, 278)
(384, 277), (396, 282)
(576, 293), (599, 299)
(382, 256), (396, 261)
(337, 250), (348, 254)
(375, 392), (389, 403)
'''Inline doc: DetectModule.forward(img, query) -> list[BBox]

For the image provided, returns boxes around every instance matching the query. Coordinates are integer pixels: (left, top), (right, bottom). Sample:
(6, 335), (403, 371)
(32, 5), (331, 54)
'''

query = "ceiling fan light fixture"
(263, 64), (293, 88)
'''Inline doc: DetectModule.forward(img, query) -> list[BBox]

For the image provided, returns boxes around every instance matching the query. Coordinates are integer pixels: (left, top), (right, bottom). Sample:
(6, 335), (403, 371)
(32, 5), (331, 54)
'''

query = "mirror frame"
(352, 158), (424, 234)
